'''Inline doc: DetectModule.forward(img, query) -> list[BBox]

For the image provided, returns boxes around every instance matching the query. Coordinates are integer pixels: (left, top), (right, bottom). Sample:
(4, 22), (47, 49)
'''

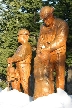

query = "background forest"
(0, 0), (72, 89)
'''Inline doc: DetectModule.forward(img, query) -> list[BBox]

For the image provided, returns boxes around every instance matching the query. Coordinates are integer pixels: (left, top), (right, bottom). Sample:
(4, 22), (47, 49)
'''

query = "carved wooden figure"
(7, 63), (20, 91)
(7, 29), (32, 95)
(34, 6), (69, 99)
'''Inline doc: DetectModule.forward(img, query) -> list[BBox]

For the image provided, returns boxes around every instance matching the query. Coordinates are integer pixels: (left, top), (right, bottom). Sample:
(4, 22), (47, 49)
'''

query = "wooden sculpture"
(34, 6), (69, 99)
(7, 29), (32, 95)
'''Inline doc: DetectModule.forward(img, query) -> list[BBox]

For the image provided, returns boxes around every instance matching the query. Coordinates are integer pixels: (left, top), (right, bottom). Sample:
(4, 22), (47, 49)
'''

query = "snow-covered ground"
(0, 87), (72, 108)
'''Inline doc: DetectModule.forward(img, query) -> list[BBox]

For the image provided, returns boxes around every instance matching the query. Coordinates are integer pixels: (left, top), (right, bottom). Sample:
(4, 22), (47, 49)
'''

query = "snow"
(0, 87), (72, 108)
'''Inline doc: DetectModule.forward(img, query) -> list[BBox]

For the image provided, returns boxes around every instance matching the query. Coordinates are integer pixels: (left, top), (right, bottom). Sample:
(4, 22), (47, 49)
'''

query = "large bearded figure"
(34, 6), (69, 99)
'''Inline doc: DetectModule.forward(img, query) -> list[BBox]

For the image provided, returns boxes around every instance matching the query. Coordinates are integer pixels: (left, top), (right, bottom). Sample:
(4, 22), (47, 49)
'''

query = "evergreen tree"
(0, 0), (72, 89)
(0, 0), (43, 88)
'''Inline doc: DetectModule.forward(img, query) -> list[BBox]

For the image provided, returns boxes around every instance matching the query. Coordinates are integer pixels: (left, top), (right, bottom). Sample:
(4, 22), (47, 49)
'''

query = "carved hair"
(40, 6), (54, 19)
(18, 29), (30, 36)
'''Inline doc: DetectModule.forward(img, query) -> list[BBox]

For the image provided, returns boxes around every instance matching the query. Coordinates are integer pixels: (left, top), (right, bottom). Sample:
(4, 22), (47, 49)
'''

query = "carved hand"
(37, 49), (50, 61)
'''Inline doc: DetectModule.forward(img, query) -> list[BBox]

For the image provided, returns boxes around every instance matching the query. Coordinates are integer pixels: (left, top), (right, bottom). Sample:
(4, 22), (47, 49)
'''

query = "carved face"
(43, 14), (54, 27)
(17, 29), (29, 44)
(18, 34), (29, 44)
